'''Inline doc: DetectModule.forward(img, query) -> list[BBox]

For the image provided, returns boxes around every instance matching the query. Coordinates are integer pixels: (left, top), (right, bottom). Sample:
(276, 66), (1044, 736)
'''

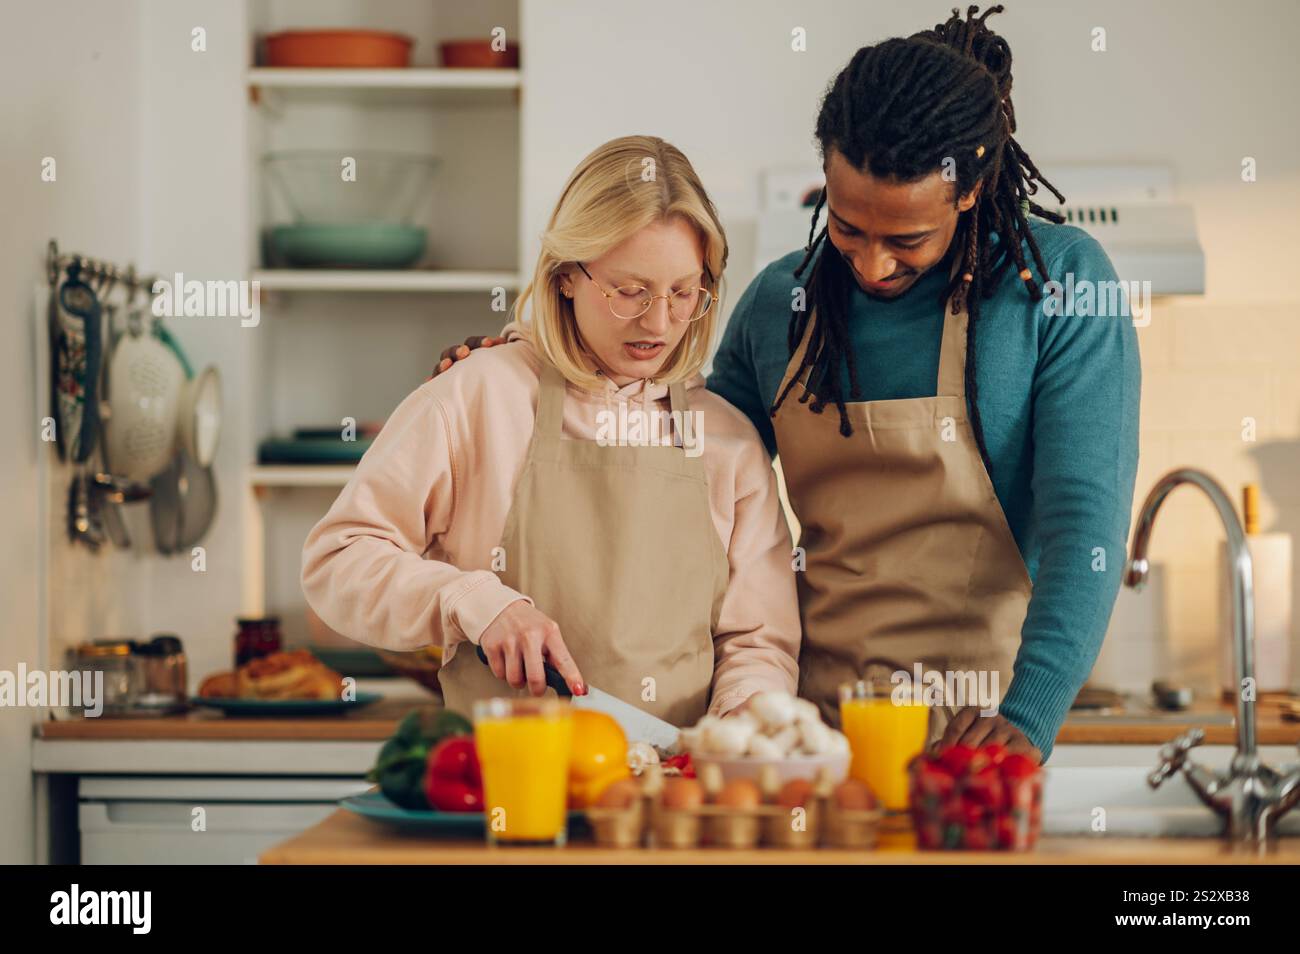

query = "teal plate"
(341, 790), (588, 836)
(189, 692), (382, 716)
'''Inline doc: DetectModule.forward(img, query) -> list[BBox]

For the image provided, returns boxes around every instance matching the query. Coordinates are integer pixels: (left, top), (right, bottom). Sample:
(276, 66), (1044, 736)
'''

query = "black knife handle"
(474, 645), (573, 698)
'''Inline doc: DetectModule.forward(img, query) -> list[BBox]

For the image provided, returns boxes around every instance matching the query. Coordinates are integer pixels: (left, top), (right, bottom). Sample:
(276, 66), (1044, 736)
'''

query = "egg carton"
(585, 763), (884, 851)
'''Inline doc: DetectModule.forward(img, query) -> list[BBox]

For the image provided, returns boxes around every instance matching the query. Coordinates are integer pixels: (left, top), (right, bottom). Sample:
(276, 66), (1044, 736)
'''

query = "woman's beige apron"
(439, 363), (730, 727)
(772, 271), (1032, 745)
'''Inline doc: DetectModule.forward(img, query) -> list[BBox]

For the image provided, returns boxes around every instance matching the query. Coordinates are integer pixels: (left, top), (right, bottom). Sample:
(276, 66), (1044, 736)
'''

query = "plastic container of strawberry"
(908, 744), (1042, 851)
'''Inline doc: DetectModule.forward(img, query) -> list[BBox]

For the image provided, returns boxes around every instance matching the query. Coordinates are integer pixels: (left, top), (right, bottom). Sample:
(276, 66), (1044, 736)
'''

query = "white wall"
(520, 0), (1300, 693)
(0, 0), (148, 865)
(132, 0), (252, 707)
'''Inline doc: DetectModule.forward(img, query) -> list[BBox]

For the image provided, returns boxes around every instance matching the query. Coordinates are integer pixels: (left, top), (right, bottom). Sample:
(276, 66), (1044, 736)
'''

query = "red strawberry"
(939, 743), (978, 776)
(995, 815), (1021, 850)
(914, 760), (957, 800)
(964, 825), (992, 851)
(979, 742), (1008, 765)
(999, 752), (1039, 781)
(964, 764), (1007, 811)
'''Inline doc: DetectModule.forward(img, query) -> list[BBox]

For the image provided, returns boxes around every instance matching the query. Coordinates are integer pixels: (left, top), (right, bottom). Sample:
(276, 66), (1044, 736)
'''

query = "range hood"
(1042, 163), (1204, 295)
(754, 162), (1205, 296)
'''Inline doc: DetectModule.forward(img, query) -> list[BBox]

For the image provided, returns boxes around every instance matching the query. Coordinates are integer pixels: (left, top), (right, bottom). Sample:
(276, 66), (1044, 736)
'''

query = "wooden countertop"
(37, 696), (415, 741)
(37, 698), (1300, 746)
(260, 808), (1300, 865)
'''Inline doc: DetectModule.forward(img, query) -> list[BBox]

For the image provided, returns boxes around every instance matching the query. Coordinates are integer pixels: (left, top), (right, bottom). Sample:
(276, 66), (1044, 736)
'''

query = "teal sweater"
(708, 219), (1141, 761)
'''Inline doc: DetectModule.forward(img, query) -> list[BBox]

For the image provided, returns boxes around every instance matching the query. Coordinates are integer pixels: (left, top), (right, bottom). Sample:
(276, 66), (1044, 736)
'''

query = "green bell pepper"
(367, 708), (473, 810)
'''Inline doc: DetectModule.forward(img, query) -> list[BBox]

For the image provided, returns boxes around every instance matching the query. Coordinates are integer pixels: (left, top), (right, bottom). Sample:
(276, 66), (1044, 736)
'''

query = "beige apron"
(772, 268), (1032, 745)
(439, 363), (730, 727)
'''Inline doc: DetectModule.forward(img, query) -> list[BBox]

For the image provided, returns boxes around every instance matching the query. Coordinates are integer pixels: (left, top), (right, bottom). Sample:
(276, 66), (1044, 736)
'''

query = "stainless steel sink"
(1042, 751), (1300, 837)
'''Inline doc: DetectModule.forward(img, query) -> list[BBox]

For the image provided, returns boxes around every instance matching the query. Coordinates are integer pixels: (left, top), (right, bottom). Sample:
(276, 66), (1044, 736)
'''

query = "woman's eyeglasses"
(574, 262), (715, 323)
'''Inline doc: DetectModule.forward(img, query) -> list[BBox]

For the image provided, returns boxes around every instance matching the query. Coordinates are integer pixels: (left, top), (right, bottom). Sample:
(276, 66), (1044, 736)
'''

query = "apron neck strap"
(537, 363), (568, 438)
(935, 249), (969, 399)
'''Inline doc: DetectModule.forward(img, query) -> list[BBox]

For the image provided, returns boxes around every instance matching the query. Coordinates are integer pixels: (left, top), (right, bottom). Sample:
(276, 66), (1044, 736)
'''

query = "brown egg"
(777, 778), (815, 809)
(714, 778), (762, 810)
(832, 779), (878, 811)
(595, 778), (641, 810)
(661, 777), (705, 812)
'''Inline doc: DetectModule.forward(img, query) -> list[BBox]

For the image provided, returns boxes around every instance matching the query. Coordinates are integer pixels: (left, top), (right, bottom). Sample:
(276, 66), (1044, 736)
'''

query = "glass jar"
(134, 634), (188, 713)
(234, 617), (282, 668)
(69, 640), (141, 717)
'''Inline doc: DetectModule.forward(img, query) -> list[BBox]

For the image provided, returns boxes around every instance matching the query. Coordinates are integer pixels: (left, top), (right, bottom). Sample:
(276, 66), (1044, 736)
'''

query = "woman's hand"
(478, 599), (585, 697)
(433, 336), (509, 376)
(721, 695), (757, 718)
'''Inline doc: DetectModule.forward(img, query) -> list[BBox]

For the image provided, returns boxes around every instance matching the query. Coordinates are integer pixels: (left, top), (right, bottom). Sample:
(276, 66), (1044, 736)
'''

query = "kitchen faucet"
(1124, 467), (1300, 841)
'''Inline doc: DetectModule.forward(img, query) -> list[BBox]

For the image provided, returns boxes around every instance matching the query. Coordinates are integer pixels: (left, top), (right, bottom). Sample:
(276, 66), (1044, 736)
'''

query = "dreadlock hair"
(770, 4), (1066, 475)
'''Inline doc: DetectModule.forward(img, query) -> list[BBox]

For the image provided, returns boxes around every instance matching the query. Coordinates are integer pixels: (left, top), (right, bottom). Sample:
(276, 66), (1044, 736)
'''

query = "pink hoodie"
(300, 339), (800, 715)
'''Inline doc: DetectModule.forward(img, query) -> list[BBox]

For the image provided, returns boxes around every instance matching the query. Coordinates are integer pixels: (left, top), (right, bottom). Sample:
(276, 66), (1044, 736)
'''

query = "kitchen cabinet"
(80, 777), (370, 865)
(32, 693), (410, 862)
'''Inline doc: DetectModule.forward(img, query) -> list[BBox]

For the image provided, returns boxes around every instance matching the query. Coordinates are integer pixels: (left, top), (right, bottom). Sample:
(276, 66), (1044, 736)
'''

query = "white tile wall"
(1098, 301), (1300, 694)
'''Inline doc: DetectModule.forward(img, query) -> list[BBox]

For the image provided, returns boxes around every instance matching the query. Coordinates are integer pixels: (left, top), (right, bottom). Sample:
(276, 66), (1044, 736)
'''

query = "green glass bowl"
(266, 223), (427, 269)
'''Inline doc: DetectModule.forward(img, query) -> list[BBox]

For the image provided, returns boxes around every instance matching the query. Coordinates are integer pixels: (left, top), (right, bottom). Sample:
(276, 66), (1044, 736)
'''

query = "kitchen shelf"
(241, 0), (524, 622)
(247, 68), (521, 105)
(253, 269), (520, 293)
(250, 464), (356, 488)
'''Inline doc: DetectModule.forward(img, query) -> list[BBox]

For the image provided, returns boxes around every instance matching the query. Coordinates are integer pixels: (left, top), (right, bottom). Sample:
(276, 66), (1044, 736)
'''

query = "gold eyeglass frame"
(574, 262), (715, 323)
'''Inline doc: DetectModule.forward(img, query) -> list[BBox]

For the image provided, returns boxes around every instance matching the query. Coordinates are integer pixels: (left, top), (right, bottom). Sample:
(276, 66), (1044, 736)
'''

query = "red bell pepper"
(662, 752), (696, 778)
(424, 736), (484, 812)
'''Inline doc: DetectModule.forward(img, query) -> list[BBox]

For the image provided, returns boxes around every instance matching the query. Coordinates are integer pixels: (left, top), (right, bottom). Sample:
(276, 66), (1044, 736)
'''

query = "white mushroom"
(678, 714), (720, 753)
(798, 720), (835, 756)
(626, 741), (659, 775)
(792, 697), (822, 723)
(701, 714), (757, 757)
(748, 691), (800, 731)
(768, 724), (801, 757)
(745, 733), (784, 760)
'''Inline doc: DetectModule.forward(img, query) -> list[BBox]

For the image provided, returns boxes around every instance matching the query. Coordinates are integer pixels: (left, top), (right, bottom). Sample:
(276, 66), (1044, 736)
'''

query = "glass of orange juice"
(839, 680), (932, 812)
(473, 697), (574, 846)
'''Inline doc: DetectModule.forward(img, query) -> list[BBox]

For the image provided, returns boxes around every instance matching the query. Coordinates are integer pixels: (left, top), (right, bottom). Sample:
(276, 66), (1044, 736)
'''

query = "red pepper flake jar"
(908, 743), (1043, 851)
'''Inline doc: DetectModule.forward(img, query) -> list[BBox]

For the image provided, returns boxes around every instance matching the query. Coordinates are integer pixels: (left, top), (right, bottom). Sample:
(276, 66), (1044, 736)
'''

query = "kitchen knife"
(474, 646), (680, 750)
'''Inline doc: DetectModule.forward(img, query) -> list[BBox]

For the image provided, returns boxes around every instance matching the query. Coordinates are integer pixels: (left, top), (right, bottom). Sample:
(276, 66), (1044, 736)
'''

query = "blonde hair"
(513, 136), (729, 389)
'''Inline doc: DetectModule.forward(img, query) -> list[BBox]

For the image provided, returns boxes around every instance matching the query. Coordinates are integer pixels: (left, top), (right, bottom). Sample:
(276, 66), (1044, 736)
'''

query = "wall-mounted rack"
(46, 239), (162, 300)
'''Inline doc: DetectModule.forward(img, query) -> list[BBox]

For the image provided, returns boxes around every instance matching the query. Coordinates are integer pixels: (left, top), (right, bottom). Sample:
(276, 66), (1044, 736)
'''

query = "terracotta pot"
(439, 40), (520, 68)
(265, 30), (414, 68)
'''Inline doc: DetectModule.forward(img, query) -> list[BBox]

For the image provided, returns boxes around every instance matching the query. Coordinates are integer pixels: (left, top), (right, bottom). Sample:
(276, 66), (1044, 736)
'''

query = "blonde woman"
(301, 136), (799, 725)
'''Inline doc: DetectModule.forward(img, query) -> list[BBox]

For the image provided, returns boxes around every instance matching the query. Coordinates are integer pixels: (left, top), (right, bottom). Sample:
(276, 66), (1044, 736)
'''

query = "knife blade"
(474, 646), (680, 749)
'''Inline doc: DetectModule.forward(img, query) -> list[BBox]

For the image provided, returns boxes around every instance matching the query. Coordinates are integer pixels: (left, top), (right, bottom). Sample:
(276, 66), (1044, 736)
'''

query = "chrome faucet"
(1125, 467), (1300, 841)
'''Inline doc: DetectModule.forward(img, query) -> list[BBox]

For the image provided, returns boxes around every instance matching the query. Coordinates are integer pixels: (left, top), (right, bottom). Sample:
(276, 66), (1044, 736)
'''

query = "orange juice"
(840, 696), (930, 811)
(474, 700), (574, 844)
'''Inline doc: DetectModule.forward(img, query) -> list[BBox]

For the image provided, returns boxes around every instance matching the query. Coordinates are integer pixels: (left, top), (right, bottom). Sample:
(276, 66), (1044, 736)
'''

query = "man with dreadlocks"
(708, 6), (1140, 763)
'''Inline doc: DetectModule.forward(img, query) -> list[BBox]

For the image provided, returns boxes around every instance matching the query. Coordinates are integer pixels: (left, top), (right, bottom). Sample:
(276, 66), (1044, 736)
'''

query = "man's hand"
(433, 336), (509, 376)
(934, 706), (1042, 764)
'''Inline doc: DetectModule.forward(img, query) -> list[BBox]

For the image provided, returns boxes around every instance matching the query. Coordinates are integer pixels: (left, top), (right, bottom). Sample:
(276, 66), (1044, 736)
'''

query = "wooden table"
(260, 808), (1300, 865)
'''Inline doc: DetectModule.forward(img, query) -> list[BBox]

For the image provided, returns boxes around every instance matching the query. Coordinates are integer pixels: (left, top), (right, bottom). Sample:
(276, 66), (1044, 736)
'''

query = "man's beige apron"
(439, 363), (730, 727)
(772, 271), (1032, 745)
